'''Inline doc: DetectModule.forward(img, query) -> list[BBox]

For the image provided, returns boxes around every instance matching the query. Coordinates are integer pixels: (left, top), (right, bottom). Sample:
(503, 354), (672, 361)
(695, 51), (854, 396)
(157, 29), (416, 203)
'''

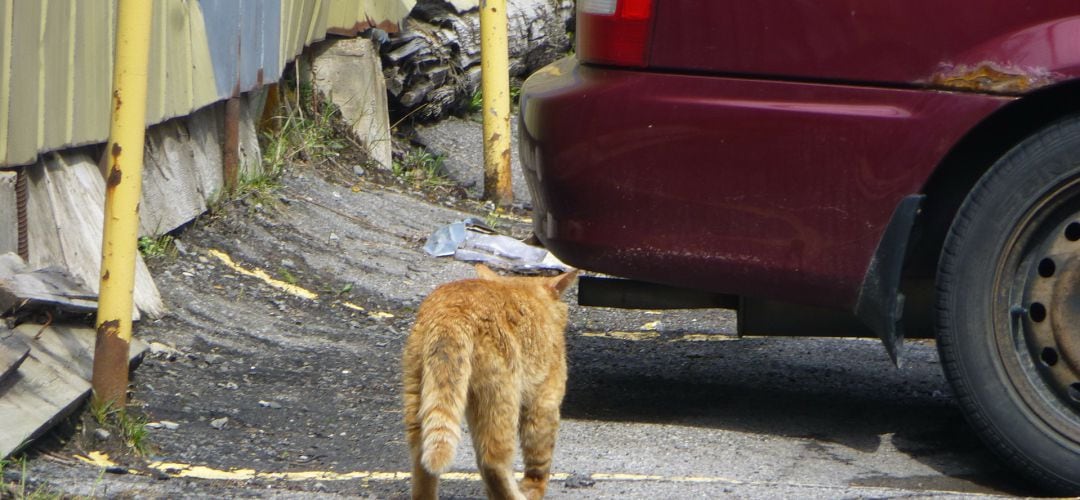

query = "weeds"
(392, 148), (453, 189)
(137, 235), (176, 259)
(228, 78), (347, 210)
(262, 82), (346, 175)
(278, 268), (298, 286)
(468, 83), (522, 113)
(0, 456), (65, 500)
(89, 400), (150, 457)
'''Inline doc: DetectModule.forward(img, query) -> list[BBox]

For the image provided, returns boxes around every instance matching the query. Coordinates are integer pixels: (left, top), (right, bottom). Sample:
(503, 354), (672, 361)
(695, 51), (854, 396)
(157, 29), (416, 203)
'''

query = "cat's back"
(419, 277), (516, 312)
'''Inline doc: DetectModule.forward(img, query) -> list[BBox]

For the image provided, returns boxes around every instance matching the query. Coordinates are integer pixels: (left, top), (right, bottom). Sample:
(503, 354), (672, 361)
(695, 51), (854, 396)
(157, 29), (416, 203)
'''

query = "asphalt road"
(8, 125), (1044, 498)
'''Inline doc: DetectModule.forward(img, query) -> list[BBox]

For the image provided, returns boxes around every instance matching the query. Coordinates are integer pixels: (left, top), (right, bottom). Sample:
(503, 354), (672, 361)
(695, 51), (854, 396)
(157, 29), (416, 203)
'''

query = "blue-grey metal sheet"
(198, 0), (281, 98)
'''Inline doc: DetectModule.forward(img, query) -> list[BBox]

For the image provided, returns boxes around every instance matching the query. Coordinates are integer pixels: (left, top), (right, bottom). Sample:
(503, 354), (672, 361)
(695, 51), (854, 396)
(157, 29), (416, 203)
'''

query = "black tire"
(937, 115), (1080, 495)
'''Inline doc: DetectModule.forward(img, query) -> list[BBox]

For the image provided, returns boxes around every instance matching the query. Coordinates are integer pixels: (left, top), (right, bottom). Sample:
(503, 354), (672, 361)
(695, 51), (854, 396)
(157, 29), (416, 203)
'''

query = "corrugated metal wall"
(0, 0), (415, 168)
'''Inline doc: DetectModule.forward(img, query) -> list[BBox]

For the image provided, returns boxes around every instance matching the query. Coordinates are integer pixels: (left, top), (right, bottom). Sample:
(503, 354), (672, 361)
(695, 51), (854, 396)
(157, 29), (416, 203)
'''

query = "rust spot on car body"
(930, 62), (1062, 95)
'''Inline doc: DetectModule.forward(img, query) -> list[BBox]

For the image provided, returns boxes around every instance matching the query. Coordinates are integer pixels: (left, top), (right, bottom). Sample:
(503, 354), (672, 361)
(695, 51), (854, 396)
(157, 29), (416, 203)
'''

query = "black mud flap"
(855, 195), (924, 366)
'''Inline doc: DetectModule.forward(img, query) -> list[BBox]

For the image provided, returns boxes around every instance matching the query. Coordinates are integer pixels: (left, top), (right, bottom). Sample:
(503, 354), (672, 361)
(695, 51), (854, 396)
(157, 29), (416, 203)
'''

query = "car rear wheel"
(936, 115), (1080, 494)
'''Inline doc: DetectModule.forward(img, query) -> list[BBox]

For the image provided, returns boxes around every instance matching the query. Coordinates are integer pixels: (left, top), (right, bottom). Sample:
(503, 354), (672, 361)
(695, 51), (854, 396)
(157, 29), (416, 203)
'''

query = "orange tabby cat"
(403, 264), (578, 500)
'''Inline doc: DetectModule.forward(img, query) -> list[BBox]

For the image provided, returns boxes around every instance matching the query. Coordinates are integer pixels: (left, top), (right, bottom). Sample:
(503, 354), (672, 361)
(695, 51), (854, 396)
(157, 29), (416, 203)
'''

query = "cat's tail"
(419, 324), (474, 474)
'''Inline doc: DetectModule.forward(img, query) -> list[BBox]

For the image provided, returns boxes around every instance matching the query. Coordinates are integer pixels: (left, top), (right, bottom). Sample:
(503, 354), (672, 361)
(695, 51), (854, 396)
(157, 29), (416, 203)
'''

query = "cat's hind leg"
(467, 385), (526, 500)
(518, 379), (565, 500)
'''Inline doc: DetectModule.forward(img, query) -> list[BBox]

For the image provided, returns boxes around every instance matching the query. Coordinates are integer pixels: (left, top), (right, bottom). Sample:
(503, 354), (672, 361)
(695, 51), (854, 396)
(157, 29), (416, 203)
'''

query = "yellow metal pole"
(92, 0), (154, 408)
(479, 0), (513, 207)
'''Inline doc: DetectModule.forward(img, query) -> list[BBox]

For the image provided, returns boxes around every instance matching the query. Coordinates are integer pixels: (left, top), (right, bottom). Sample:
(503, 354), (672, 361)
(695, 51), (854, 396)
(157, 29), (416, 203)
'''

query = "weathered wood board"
(25, 151), (163, 319)
(0, 253), (97, 315)
(0, 330), (30, 385)
(0, 324), (148, 459)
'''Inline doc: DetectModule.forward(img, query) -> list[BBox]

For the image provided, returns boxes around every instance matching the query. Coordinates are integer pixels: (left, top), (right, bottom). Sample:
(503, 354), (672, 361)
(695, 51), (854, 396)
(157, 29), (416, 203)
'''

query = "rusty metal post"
(223, 95), (241, 192)
(92, 0), (153, 408)
(479, 0), (513, 207)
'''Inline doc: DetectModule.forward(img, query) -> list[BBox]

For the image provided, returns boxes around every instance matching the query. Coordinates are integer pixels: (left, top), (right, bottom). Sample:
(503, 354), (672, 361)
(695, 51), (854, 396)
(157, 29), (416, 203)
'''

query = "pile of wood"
(381, 0), (574, 121)
(0, 253), (147, 459)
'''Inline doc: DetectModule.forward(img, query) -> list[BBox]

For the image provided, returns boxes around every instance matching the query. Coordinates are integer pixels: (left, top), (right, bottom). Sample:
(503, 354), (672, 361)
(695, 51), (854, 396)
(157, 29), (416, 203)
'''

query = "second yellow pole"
(92, 0), (154, 409)
(479, 0), (513, 207)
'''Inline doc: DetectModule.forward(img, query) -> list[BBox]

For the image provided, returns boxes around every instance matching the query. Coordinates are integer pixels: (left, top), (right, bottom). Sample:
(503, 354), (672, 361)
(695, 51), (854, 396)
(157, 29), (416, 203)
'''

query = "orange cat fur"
(403, 264), (578, 500)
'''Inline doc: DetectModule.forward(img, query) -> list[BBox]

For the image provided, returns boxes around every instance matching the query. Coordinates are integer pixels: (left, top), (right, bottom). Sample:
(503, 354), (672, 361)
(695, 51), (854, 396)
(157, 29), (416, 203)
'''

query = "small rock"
(210, 417), (229, 430)
(161, 421), (180, 430)
(329, 232), (340, 241)
(149, 342), (179, 361)
(258, 400), (283, 409)
(281, 258), (295, 268)
(354, 166), (365, 177)
(94, 428), (112, 440)
(203, 354), (224, 365)
(563, 473), (595, 489)
(221, 381), (239, 390)
(105, 466), (128, 475)
(173, 239), (188, 255)
(197, 255), (209, 264)
(144, 422), (164, 430)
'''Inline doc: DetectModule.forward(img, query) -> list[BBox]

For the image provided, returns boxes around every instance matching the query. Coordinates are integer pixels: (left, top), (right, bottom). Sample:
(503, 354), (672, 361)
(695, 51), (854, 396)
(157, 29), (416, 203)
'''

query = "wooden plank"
(0, 347), (90, 459)
(0, 324), (149, 459)
(0, 251), (98, 315)
(26, 152), (164, 318)
(0, 329), (29, 385)
(0, 265), (98, 315)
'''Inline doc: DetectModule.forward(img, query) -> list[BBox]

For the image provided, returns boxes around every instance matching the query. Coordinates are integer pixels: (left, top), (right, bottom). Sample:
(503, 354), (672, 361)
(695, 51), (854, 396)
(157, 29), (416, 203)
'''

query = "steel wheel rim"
(994, 173), (1080, 444)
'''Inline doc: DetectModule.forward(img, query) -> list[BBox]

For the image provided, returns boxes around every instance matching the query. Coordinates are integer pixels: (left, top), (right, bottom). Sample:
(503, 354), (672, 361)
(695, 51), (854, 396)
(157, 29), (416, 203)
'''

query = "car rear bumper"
(519, 56), (1008, 309)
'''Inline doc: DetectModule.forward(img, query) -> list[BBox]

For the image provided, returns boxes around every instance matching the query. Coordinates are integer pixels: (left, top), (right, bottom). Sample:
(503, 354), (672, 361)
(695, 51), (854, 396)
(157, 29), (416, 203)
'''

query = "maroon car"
(519, 0), (1080, 493)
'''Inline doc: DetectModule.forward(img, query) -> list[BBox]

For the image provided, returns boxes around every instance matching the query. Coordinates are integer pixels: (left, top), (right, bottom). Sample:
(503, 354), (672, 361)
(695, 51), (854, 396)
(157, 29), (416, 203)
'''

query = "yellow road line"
(208, 249), (318, 300)
(669, 333), (737, 342)
(580, 331), (736, 342)
(141, 461), (741, 485)
(75, 453), (1005, 497)
(581, 331), (660, 341)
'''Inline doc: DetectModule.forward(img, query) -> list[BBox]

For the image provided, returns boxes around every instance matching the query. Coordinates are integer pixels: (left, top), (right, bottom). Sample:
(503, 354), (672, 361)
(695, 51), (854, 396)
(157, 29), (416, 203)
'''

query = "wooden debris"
(0, 324), (148, 459)
(0, 330), (30, 385)
(0, 253), (97, 318)
(381, 0), (573, 120)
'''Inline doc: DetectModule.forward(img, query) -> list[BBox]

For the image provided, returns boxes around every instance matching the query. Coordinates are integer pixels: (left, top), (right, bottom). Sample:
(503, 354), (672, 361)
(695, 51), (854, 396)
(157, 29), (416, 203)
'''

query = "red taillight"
(577, 0), (654, 67)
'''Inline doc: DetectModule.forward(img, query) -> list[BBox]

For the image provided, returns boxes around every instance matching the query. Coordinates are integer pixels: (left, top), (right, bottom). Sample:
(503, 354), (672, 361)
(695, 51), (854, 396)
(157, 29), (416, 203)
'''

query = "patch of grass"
(0, 456), (64, 500)
(137, 235), (176, 259)
(392, 148), (453, 189)
(278, 268), (298, 286)
(484, 209), (502, 232)
(89, 400), (151, 457)
(468, 83), (523, 113)
(231, 77), (348, 211)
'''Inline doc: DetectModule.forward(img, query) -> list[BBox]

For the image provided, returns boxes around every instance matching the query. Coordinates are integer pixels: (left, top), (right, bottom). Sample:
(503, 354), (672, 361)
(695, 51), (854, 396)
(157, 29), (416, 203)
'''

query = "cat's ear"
(548, 269), (579, 296)
(475, 264), (500, 280)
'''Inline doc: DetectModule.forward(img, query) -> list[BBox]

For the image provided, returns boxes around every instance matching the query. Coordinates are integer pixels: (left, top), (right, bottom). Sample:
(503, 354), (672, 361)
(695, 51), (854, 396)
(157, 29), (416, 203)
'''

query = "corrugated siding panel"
(42, 0), (70, 150)
(6, 1), (43, 167)
(0, 0), (411, 168)
(0, 1), (13, 163)
(326, 0), (415, 35)
(71, 0), (114, 154)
